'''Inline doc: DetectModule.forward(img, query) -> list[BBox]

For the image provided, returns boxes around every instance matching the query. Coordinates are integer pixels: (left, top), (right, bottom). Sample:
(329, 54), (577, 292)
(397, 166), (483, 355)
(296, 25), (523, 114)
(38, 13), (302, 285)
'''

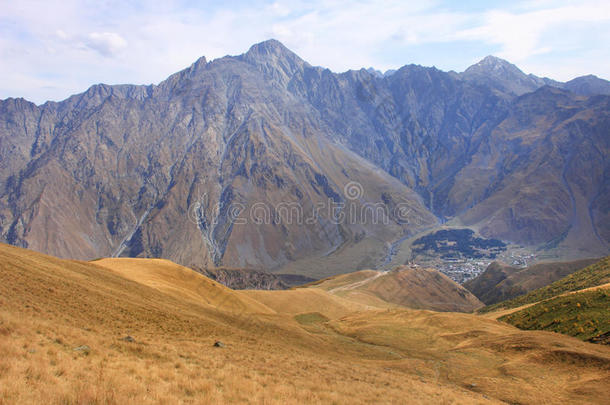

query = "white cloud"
(55, 29), (68, 40)
(0, 0), (609, 103)
(268, 1), (292, 17)
(85, 32), (128, 57)
(456, 2), (610, 63)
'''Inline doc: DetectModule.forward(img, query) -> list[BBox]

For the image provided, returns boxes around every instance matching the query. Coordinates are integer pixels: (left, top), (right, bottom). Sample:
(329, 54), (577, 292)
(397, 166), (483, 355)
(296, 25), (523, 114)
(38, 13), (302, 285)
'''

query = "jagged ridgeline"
(0, 39), (609, 275)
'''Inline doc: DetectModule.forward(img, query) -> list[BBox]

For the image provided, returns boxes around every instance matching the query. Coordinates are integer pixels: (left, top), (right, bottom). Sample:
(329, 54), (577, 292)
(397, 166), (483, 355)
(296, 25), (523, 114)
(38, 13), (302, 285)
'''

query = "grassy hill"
(1, 243), (609, 404)
(242, 288), (379, 319)
(465, 258), (599, 305)
(499, 287), (610, 342)
(305, 265), (484, 313)
(481, 256), (610, 313)
(94, 258), (274, 314)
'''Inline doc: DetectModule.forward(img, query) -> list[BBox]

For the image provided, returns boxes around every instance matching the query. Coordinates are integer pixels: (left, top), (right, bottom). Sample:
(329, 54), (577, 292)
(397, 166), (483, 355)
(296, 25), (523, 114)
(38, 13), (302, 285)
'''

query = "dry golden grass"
(300, 270), (380, 290)
(94, 258), (274, 314)
(242, 288), (384, 319)
(1, 243), (609, 404)
(328, 310), (610, 404)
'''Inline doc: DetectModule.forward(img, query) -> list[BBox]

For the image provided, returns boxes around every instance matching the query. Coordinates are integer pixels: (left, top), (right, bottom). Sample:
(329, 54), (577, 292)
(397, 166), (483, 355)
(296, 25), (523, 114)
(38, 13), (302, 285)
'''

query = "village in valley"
(407, 228), (539, 283)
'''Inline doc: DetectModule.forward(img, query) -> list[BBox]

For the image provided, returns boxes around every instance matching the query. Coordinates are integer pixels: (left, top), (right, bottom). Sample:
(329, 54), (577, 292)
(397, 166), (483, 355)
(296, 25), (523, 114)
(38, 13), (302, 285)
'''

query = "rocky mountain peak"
(460, 55), (545, 95)
(365, 67), (384, 78)
(464, 55), (523, 76)
(564, 74), (610, 96)
(239, 39), (307, 80)
(245, 39), (293, 58)
(0, 97), (36, 110)
(186, 55), (208, 74)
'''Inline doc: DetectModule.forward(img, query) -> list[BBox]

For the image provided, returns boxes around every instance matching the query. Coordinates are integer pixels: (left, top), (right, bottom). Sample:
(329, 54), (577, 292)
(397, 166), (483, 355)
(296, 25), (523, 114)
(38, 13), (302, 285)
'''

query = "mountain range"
(1, 39), (609, 276)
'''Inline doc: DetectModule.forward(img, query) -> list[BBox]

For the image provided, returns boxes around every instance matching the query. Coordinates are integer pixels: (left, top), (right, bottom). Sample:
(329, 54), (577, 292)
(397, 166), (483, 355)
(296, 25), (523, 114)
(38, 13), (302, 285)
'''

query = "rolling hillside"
(481, 256), (610, 313)
(304, 265), (483, 312)
(465, 258), (599, 305)
(499, 287), (610, 342)
(93, 258), (274, 314)
(478, 257), (610, 343)
(1, 243), (609, 404)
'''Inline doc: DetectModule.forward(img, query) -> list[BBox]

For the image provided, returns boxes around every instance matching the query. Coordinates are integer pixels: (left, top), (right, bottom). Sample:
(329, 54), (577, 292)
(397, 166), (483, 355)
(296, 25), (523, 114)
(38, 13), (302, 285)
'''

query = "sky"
(1, 0), (609, 104)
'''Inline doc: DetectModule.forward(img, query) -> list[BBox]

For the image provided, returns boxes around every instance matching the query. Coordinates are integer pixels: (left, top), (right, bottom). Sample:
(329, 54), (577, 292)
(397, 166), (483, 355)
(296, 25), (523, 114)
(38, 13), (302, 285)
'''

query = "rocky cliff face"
(194, 267), (314, 290)
(0, 40), (608, 275)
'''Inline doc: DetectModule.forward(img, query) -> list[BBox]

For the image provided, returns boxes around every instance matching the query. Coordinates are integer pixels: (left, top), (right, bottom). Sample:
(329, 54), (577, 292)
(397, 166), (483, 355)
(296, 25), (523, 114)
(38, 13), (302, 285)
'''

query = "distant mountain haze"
(0, 39), (608, 276)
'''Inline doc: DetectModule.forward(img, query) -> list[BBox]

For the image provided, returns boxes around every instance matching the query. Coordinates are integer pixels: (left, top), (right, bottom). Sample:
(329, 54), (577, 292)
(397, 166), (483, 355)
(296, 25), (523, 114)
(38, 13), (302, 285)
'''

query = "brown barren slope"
(309, 265), (484, 312)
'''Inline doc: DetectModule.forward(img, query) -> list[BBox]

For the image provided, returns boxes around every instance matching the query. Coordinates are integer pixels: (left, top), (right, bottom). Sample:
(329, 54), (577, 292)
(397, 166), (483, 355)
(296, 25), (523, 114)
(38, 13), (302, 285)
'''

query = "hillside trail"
(481, 282), (610, 320)
(328, 271), (387, 294)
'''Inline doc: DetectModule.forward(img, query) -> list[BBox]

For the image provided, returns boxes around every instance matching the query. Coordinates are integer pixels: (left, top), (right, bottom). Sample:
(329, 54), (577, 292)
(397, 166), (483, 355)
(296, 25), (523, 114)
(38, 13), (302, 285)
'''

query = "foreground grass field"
(1, 243), (609, 404)
(499, 286), (610, 341)
(478, 256), (610, 343)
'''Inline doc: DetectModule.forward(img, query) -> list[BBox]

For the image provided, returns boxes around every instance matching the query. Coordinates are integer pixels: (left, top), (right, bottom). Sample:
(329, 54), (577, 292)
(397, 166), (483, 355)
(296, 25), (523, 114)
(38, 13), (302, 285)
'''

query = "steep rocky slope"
(193, 266), (314, 289)
(1, 40), (608, 275)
